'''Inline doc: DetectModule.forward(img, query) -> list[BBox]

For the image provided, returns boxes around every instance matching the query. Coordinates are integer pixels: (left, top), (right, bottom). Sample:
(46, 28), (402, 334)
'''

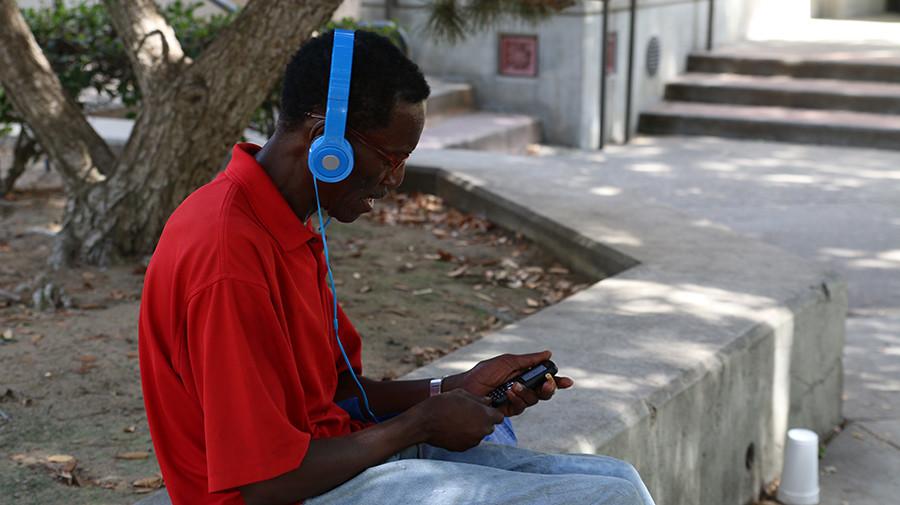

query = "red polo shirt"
(139, 143), (370, 504)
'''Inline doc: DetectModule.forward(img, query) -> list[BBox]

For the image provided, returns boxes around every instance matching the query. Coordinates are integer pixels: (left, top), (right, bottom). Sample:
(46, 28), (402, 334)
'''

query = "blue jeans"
(306, 442), (656, 505)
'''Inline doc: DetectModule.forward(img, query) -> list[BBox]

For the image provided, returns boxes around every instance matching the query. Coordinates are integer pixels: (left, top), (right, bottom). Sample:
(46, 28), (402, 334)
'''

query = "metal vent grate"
(646, 36), (660, 77)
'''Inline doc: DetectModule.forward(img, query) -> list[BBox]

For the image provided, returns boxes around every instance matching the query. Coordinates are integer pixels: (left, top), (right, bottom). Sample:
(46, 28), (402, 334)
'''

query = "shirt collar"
(224, 143), (317, 251)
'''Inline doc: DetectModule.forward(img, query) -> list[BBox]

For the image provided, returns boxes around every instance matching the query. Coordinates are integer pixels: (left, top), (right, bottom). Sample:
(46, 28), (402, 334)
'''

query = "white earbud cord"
(311, 177), (379, 423)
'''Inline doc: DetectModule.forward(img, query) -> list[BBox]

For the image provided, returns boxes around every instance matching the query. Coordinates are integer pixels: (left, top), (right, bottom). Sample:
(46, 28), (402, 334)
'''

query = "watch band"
(429, 377), (443, 397)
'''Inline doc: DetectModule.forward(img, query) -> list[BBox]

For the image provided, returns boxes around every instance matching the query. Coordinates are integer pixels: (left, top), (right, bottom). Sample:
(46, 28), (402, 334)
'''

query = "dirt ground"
(0, 189), (591, 504)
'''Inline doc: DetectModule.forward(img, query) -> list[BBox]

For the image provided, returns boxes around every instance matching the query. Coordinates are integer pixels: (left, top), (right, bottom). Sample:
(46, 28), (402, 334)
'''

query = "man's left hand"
(449, 350), (574, 417)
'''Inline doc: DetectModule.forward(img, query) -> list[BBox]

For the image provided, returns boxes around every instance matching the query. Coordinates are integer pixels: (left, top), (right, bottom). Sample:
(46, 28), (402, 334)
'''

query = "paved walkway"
(533, 136), (900, 504)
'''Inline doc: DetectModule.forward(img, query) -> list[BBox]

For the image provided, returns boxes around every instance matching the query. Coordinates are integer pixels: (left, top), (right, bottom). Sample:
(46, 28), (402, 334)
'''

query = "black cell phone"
(488, 360), (558, 407)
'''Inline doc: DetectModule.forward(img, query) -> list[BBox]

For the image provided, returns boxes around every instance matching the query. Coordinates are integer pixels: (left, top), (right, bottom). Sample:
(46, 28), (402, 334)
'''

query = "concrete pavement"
(530, 136), (900, 504)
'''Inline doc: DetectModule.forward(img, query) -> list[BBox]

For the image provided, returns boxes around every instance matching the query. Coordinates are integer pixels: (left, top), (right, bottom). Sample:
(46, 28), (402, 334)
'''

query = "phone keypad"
(489, 382), (515, 406)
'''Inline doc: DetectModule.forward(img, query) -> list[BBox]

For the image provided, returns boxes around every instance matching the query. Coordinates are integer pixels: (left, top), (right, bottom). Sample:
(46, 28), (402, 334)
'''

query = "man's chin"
(330, 210), (362, 224)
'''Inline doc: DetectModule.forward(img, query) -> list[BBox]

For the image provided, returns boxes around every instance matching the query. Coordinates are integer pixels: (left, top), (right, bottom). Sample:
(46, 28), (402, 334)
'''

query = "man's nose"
(384, 162), (406, 189)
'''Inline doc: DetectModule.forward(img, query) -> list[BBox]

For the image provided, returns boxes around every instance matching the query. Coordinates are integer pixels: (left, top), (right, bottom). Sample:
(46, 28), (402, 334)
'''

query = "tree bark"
(102, 0), (186, 98)
(0, 0), (114, 189)
(54, 0), (344, 265)
(0, 128), (39, 197)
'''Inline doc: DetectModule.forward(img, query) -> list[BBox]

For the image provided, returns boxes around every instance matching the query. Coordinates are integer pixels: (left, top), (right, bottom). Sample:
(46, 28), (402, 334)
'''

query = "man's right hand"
(240, 388), (503, 504)
(413, 389), (505, 452)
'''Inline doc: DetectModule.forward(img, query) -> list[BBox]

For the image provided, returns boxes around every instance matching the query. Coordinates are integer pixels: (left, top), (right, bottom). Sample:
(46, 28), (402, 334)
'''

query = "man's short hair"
(281, 29), (431, 132)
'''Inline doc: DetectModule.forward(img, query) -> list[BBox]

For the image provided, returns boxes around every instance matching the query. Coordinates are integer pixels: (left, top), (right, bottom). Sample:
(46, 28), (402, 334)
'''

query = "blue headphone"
(308, 29), (356, 183)
(308, 30), (379, 423)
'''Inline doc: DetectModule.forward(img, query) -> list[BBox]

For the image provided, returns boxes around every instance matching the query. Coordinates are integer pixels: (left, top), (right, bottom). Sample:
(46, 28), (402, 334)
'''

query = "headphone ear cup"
(308, 135), (355, 183)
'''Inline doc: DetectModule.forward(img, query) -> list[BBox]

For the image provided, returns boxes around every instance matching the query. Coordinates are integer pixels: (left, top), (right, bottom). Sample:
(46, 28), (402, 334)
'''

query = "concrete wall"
(358, 0), (790, 148)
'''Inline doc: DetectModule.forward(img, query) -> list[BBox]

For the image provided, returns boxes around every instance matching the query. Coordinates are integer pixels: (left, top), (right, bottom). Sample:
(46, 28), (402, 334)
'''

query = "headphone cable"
(311, 178), (379, 423)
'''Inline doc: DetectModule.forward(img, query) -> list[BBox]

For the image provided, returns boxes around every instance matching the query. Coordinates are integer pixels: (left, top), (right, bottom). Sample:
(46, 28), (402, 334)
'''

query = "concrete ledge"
(419, 112), (542, 154)
(425, 76), (474, 117)
(688, 53), (900, 83)
(401, 148), (846, 505)
(639, 102), (900, 151)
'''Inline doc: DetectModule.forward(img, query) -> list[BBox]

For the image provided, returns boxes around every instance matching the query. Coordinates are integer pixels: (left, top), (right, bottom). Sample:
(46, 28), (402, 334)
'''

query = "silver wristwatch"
(429, 377), (443, 397)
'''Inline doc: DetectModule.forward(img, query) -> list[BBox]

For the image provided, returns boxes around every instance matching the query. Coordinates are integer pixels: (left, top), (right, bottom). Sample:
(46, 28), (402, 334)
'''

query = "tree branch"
(102, 0), (185, 98)
(0, 0), (115, 188)
(0, 128), (39, 196)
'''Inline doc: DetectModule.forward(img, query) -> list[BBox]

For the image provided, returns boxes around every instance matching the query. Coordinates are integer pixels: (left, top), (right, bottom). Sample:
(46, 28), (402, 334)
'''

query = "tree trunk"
(47, 0), (343, 265)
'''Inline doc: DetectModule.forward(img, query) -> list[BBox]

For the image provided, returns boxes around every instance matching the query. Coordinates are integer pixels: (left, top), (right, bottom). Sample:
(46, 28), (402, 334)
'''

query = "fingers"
(505, 349), (552, 372)
(490, 408), (505, 424)
(502, 384), (530, 416)
(460, 390), (503, 422)
(511, 382), (540, 407)
(537, 374), (557, 401)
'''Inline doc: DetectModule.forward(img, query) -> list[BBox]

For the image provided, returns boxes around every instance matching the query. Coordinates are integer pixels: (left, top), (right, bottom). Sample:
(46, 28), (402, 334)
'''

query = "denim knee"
(601, 477), (643, 505)
(617, 460), (642, 483)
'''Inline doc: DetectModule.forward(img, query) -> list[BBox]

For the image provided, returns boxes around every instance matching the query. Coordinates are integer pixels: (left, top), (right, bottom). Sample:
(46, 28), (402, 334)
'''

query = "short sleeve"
(185, 278), (312, 493)
(335, 304), (363, 376)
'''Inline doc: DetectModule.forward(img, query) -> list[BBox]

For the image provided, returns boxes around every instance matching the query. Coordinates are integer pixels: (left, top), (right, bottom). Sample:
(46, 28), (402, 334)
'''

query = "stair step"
(687, 53), (900, 84)
(666, 73), (900, 114)
(638, 102), (900, 150)
(420, 112), (541, 153)
(425, 76), (474, 118)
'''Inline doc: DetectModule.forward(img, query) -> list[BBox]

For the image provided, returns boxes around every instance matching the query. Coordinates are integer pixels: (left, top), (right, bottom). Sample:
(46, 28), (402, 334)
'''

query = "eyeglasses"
(306, 113), (409, 172)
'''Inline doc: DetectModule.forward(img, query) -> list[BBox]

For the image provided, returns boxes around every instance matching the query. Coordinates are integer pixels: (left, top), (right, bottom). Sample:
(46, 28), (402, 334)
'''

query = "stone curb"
(400, 148), (846, 505)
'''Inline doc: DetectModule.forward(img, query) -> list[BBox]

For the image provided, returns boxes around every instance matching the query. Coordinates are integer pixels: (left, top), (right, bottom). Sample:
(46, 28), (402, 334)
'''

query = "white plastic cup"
(778, 428), (820, 505)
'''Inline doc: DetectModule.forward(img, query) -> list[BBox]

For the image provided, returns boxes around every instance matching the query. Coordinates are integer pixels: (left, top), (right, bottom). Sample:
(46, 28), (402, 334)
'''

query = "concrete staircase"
(639, 46), (900, 150)
(421, 77), (541, 153)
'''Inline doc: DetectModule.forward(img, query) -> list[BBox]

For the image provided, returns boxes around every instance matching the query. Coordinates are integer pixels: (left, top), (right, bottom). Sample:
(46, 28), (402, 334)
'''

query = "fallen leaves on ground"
(369, 193), (492, 235)
(132, 474), (164, 493)
(76, 354), (98, 374)
(11, 452), (84, 487)
(116, 451), (150, 460)
(405, 346), (448, 366)
(94, 475), (125, 490)
(447, 265), (468, 278)
(46, 454), (75, 464)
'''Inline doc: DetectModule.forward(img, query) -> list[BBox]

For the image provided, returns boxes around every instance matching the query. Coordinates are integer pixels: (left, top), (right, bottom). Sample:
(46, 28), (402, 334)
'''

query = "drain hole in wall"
(745, 442), (756, 470)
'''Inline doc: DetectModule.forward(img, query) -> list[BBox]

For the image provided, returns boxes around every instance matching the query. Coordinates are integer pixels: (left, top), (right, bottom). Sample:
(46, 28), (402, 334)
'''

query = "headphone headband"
(324, 29), (354, 141)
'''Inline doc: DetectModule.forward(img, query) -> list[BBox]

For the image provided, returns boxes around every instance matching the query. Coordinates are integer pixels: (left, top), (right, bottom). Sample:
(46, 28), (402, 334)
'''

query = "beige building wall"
(812, 0), (888, 18)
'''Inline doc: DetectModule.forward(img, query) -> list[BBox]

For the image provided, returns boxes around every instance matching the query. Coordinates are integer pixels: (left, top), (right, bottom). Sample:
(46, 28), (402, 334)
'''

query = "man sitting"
(138, 29), (655, 505)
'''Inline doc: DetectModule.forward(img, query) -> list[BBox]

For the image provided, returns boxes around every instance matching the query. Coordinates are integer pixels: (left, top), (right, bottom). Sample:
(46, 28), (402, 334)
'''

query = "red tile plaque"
(498, 34), (538, 77)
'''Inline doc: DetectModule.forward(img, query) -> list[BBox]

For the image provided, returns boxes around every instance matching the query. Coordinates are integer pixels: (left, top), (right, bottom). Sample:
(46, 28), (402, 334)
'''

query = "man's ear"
(307, 119), (326, 144)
